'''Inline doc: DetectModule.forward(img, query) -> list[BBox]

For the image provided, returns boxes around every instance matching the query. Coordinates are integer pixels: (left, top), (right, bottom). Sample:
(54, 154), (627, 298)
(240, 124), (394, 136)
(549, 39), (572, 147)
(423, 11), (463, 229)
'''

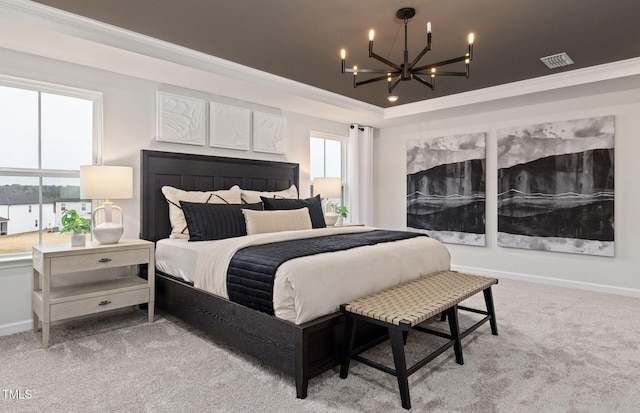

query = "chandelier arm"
(355, 74), (397, 87)
(409, 44), (432, 69)
(413, 74), (434, 90)
(431, 71), (467, 77)
(369, 52), (403, 71)
(344, 68), (399, 75)
(388, 76), (402, 93)
(412, 55), (468, 72)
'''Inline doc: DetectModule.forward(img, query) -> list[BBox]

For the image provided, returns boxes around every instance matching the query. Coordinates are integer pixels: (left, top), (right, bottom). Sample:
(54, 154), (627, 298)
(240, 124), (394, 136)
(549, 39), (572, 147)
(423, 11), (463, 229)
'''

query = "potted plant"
(335, 205), (349, 225)
(60, 209), (91, 247)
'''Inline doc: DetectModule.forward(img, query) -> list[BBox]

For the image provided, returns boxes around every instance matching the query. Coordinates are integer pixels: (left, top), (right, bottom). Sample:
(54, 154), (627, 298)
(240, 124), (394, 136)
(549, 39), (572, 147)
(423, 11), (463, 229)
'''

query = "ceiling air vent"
(540, 52), (574, 69)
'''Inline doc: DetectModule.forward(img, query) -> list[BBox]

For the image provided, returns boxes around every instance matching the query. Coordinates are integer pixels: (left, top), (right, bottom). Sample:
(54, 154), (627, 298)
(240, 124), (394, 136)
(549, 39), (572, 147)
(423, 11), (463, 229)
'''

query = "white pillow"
(161, 185), (241, 239)
(243, 208), (312, 235)
(240, 184), (298, 204)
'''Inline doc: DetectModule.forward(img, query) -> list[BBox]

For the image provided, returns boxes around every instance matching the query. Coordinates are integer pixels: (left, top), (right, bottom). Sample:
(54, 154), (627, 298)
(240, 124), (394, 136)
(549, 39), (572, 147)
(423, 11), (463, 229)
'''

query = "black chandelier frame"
(340, 7), (474, 96)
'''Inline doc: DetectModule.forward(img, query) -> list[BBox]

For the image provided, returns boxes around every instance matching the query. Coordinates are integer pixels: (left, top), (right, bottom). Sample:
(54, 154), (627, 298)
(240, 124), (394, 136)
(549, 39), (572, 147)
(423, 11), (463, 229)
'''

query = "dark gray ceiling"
(32, 0), (640, 108)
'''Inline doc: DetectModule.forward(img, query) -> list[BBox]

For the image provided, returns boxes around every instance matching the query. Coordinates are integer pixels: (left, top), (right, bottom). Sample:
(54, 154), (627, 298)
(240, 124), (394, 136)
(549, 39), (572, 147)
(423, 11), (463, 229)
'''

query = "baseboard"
(3, 269), (637, 336)
(0, 319), (32, 336)
(0, 307), (139, 337)
(451, 265), (640, 298)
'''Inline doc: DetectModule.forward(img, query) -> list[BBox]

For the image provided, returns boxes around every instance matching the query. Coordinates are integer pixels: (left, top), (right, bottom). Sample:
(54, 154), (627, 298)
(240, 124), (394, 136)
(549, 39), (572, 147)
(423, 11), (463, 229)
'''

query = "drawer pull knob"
(99, 300), (112, 306)
(99, 258), (112, 263)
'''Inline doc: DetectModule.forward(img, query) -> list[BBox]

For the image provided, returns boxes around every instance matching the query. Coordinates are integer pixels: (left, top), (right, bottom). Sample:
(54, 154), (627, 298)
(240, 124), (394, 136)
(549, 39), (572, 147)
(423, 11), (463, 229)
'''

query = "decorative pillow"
(261, 195), (326, 229)
(240, 184), (298, 204)
(161, 185), (242, 239)
(180, 201), (263, 241)
(243, 208), (312, 235)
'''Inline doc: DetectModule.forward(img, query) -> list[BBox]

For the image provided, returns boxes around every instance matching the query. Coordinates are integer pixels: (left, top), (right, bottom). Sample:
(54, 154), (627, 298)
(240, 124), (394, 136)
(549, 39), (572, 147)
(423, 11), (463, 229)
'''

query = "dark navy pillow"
(180, 201), (263, 241)
(260, 195), (327, 229)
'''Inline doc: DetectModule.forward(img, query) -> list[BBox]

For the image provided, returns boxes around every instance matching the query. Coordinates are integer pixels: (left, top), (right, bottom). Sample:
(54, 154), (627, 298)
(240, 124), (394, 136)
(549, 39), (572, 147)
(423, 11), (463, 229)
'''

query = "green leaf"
(60, 209), (91, 234)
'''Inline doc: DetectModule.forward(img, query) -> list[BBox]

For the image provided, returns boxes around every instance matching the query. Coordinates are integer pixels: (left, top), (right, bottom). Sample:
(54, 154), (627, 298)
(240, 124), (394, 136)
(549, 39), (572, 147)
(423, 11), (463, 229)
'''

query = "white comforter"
(195, 226), (451, 324)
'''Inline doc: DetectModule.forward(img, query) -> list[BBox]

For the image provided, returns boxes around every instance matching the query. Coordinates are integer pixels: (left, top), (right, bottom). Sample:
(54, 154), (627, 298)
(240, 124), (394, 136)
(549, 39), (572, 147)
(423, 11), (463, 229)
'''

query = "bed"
(140, 149), (449, 398)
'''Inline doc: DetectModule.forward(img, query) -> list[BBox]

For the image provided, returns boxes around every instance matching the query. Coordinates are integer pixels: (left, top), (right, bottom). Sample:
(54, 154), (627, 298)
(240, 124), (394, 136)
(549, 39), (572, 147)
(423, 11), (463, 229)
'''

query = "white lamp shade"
(80, 165), (133, 200)
(313, 177), (342, 199)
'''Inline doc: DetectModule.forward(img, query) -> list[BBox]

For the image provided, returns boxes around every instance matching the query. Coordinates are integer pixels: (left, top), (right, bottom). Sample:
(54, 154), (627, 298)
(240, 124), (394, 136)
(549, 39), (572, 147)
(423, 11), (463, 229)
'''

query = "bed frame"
(140, 150), (382, 398)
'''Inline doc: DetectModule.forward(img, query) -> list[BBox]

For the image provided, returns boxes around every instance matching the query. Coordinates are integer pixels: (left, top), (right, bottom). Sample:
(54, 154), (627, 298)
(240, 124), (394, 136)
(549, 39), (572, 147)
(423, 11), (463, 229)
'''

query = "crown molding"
(384, 57), (640, 120)
(0, 0), (382, 119)
(2, 0), (639, 126)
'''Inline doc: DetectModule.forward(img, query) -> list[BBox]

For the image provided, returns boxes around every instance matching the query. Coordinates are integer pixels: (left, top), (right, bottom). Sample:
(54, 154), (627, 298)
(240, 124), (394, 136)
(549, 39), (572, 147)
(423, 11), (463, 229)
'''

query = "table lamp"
(80, 165), (133, 244)
(313, 177), (342, 226)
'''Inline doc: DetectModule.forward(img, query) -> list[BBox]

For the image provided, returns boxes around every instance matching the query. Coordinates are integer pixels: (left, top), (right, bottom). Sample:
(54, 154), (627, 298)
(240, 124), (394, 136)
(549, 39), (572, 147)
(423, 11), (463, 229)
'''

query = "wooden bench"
(339, 270), (498, 410)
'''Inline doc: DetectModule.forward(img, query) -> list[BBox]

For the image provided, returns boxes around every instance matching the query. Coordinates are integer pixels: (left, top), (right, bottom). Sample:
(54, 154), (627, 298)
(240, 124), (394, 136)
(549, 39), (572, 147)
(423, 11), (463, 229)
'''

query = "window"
(310, 132), (347, 211)
(0, 76), (101, 256)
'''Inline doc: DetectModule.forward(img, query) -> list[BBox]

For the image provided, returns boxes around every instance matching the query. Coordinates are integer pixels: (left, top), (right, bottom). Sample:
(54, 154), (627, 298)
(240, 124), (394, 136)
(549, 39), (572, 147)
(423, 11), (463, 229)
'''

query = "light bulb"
(369, 29), (375, 41)
(387, 95), (399, 102)
(340, 49), (346, 60)
(468, 33), (475, 44)
(427, 22), (432, 33)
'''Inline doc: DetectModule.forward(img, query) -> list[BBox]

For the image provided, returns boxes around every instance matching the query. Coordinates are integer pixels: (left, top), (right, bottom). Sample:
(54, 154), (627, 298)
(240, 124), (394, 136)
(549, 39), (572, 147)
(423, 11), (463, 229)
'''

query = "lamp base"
(92, 222), (124, 244)
(324, 213), (339, 226)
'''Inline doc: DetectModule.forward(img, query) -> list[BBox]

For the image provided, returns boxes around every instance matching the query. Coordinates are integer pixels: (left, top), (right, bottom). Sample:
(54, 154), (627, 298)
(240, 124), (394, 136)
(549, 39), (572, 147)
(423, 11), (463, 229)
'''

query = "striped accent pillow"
(161, 185), (242, 239)
(180, 201), (263, 241)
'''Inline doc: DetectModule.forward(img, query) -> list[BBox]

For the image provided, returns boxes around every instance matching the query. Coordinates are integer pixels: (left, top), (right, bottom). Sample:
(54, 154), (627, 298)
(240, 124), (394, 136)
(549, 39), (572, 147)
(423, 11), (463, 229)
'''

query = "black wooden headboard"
(140, 150), (300, 242)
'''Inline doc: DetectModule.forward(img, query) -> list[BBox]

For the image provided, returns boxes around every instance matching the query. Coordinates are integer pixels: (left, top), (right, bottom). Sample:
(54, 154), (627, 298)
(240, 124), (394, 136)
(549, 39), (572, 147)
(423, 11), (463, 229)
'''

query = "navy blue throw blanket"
(227, 230), (426, 315)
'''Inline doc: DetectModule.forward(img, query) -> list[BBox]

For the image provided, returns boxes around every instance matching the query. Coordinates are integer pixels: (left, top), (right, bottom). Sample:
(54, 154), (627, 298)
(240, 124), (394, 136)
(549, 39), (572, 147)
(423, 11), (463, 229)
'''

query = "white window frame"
(310, 131), (347, 176)
(0, 74), (103, 262)
(310, 130), (348, 207)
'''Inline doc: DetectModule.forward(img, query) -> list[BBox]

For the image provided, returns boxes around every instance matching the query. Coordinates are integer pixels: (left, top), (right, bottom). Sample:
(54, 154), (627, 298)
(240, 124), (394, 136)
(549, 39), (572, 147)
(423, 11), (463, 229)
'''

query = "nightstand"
(32, 239), (155, 348)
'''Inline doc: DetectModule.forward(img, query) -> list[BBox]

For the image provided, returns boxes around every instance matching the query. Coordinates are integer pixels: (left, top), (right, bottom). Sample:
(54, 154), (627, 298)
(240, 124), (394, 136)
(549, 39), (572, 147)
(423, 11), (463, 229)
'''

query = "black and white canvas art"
(407, 133), (486, 246)
(497, 116), (615, 256)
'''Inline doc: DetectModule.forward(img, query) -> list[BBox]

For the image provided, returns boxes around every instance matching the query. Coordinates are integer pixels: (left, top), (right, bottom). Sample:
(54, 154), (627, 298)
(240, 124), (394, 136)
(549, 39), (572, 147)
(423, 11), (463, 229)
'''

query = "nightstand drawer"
(50, 248), (149, 274)
(50, 287), (150, 321)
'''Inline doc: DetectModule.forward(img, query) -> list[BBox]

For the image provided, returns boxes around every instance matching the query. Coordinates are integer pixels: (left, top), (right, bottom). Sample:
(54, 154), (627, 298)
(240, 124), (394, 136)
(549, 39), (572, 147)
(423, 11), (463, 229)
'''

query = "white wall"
(0, 46), (349, 334)
(0, 259), (32, 335)
(375, 85), (640, 295)
(2, 13), (639, 335)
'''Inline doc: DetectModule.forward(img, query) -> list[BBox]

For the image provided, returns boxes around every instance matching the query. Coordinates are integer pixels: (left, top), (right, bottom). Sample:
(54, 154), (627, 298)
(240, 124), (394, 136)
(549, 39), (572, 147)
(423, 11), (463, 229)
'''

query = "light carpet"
(1, 278), (639, 413)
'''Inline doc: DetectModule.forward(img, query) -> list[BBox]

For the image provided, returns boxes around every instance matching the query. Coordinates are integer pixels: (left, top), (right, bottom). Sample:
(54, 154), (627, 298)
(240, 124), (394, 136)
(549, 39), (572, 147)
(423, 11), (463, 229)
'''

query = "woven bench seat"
(340, 270), (498, 410)
(343, 271), (497, 327)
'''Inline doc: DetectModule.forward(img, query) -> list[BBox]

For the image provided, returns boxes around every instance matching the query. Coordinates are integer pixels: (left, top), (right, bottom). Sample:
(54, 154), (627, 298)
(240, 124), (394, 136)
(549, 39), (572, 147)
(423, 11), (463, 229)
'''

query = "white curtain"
(347, 124), (374, 226)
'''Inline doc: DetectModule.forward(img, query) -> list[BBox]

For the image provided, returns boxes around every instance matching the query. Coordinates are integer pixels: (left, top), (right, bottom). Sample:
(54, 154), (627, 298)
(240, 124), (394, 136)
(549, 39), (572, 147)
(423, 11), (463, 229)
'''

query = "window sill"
(0, 253), (32, 270)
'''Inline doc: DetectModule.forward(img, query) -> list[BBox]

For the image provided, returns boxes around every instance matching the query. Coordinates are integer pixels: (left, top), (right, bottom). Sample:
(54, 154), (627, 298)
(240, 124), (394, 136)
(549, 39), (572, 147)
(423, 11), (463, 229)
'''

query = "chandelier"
(340, 7), (474, 102)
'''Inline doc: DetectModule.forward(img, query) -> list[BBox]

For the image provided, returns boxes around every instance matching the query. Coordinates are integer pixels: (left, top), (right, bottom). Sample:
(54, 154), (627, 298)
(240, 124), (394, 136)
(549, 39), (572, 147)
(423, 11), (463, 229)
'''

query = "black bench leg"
(440, 311), (447, 322)
(390, 324), (411, 410)
(340, 314), (357, 379)
(447, 305), (464, 365)
(483, 287), (499, 335)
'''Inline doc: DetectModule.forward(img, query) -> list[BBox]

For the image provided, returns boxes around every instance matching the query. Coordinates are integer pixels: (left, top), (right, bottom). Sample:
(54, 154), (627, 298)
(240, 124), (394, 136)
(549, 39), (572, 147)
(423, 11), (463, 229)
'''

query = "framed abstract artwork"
(497, 116), (615, 256)
(156, 91), (205, 145)
(253, 111), (285, 154)
(406, 132), (486, 246)
(210, 103), (250, 150)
